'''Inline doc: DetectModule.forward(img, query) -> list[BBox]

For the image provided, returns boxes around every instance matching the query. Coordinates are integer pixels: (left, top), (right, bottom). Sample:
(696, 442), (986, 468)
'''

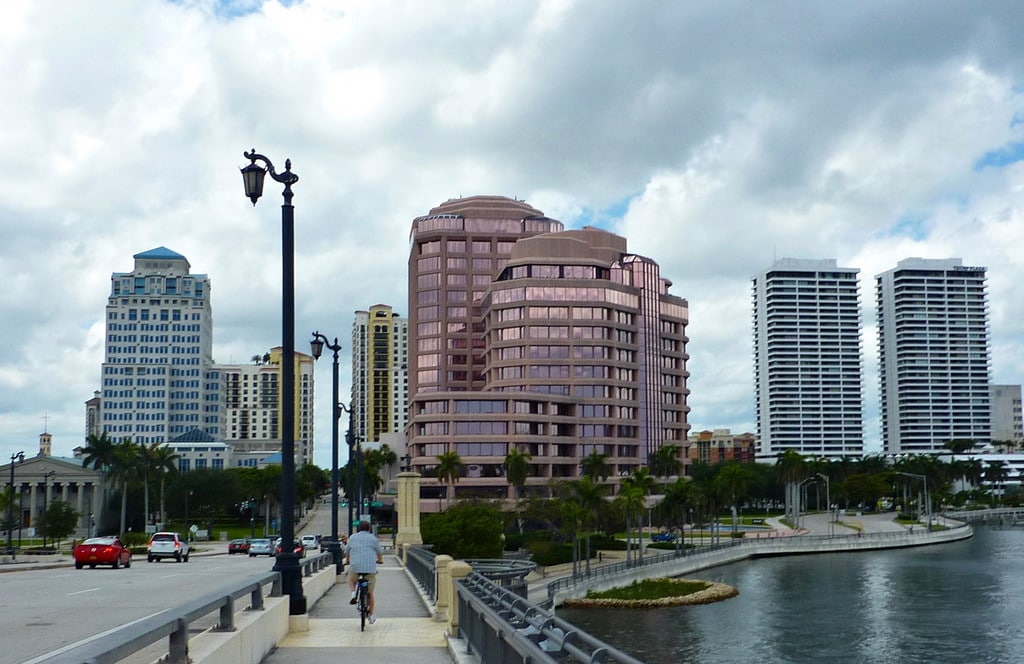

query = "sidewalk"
(262, 554), (462, 664)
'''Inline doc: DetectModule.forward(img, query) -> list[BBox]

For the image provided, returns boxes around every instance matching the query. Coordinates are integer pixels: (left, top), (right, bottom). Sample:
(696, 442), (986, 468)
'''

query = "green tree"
(614, 485), (647, 565)
(435, 450), (464, 509)
(650, 444), (683, 482)
(655, 477), (696, 554)
(107, 438), (143, 537)
(44, 500), (79, 547)
(562, 477), (608, 574)
(149, 444), (179, 525)
(716, 462), (752, 536)
(421, 500), (503, 558)
(503, 447), (533, 498)
(580, 451), (612, 483)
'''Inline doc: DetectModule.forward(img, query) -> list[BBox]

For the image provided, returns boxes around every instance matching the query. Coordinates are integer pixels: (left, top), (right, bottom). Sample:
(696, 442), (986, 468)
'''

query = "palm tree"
(107, 438), (143, 536)
(716, 462), (753, 536)
(80, 432), (118, 532)
(622, 468), (657, 561)
(580, 451), (612, 483)
(504, 447), (533, 499)
(656, 477), (694, 555)
(775, 450), (807, 526)
(650, 444), (682, 483)
(614, 485), (646, 566)
(565, 477), (607, 575)
(435, 450), (464, 509)
(149, 445), (179, 526)
(81, 432), (118, 470)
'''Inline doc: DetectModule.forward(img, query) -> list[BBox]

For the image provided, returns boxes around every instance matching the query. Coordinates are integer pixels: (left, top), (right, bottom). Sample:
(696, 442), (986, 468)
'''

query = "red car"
(228, 538), (251, 555)
(74, 536), (132, 569)
(275, 538), (305, 558)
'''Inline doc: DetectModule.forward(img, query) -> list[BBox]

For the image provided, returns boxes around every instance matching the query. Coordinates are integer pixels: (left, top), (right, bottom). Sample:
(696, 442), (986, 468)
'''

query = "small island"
(562, 577), (738, 608)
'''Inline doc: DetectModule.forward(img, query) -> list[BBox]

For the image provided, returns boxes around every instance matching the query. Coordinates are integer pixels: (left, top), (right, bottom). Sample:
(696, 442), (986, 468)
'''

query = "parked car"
(228, 538), (251, 555)
(147, 531), (191, 563)
(275, 538), (305, 558)
(300, 534), (320, 550)
(248, 538), (274, 557)
(73, 536), (132, 569)
(650, 531), (677, 542)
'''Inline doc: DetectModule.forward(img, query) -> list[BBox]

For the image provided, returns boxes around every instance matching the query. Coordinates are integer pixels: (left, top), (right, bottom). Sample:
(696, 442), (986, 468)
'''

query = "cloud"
(2, 0), (1024, 465)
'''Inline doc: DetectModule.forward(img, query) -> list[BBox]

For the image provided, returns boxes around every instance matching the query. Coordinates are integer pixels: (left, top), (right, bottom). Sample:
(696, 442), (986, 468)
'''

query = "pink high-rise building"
(407, 196), (689, 508)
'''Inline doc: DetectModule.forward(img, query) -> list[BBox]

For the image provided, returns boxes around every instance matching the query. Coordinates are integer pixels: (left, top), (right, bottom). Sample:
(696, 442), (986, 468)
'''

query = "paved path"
(262, 554), (459, 664)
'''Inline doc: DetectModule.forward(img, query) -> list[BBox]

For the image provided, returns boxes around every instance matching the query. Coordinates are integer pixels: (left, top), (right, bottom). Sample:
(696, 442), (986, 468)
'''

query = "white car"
(301, 534), (320, 550)
(147, 531), (190, 563)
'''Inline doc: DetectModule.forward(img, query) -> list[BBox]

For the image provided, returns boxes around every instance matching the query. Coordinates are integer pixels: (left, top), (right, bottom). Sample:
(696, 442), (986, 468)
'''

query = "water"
(557, 525), (1024, 663)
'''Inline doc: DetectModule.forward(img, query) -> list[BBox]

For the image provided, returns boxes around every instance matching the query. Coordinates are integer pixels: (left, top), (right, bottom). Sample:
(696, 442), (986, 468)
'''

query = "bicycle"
(356, 572), (371, 631)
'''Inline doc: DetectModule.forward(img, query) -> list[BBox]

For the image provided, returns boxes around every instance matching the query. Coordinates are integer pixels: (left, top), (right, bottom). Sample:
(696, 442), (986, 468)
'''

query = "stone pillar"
(29, 484), (38, 531)
(448, 561), (473, 636)
(395, 471), (423, 549)
(434, 555), (453, 622)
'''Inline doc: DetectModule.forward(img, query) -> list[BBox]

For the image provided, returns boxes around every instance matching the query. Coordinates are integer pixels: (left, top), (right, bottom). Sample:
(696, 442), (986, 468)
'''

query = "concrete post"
(447, 561), (473, 636)
(395, 472), (423, 549)
(434, 555), (453, 622)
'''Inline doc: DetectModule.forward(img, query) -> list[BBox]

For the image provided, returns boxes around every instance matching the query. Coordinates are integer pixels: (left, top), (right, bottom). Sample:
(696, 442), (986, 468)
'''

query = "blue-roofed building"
(100, 247), (215, 446)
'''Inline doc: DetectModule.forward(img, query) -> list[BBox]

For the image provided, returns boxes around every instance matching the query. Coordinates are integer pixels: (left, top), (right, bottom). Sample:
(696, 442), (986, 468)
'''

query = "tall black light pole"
(310, 331), (343, 572)
(41, 470), (56, 548)
(6, 451), (25, 558)
(342, 420), (355, 535)
(241, 149), (306, 615)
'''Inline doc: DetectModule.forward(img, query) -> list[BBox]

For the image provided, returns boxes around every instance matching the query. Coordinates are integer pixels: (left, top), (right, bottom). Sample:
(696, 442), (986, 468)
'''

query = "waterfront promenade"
(0, 507), (974, 664)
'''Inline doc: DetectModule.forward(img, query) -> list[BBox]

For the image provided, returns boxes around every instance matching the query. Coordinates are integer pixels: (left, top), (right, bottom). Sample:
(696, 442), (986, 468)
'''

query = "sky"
(2, 0), (1023, 470)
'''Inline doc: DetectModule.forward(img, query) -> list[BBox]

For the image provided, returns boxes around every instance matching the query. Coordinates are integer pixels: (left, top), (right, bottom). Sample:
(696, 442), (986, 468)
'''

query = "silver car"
(248, 538), (274, 557)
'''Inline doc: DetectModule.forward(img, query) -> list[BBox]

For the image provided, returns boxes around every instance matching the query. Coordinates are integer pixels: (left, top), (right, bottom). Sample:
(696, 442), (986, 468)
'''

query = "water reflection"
(557, 526), (1024, 663)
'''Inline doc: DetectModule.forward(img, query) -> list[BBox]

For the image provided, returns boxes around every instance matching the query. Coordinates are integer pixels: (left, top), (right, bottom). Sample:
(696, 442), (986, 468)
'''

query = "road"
(0, 551), (282, 664)
(1, 502), (338, 664)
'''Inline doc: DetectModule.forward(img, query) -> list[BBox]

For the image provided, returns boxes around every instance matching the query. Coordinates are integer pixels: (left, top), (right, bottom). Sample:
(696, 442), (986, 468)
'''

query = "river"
(557, 524), (1024, 663)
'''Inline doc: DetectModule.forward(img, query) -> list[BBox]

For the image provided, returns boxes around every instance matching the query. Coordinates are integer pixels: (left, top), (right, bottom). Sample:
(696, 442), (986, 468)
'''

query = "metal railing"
(464, 558), (536, 598)
(34, 552), (335, 664)
(546, 538), (741, 598)
(406, 544), (438, 600)
(456, 570), (644, 664)
(547, 521), (972, 600)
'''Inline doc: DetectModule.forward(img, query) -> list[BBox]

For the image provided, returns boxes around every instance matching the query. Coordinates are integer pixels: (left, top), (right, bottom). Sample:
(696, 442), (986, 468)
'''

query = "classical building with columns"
(3, 433), (111, 541)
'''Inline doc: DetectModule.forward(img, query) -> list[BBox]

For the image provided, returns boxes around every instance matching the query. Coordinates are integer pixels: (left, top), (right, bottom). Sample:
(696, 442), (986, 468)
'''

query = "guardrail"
(546, 539), (741, 598)
(464, 558), (536, 598)
(35, 552), (335, 664)
(455, 570), (644, 664)
(406, 545), (438, 600)
(547, 521), (972, 601)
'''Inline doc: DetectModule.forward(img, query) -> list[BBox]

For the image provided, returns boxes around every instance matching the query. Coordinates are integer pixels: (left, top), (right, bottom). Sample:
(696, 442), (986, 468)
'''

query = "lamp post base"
(273, 553), (308, 615)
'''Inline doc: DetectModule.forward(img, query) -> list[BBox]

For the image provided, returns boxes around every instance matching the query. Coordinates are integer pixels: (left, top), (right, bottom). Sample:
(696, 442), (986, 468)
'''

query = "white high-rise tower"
(876, 258), (991, 455)
(752, 258), (864, 459)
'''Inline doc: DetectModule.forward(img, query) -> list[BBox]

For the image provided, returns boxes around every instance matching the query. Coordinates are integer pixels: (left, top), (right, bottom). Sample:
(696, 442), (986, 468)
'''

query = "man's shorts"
(349, 571), (377, 592)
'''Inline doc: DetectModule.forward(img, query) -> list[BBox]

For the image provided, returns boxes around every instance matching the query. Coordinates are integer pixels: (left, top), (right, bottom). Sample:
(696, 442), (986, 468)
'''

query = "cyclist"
(344, 520), (384, 624)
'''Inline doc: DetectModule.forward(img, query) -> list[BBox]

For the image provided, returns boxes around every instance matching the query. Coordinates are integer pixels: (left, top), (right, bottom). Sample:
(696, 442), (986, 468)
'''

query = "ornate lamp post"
(339, 405), (355, 535)
(310, 331), (344, 573)
(6, 451), (25, 558)
(241, 148), (306, 614)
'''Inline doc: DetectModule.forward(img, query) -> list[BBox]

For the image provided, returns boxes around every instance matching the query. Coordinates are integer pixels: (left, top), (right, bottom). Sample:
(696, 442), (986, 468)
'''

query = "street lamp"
(6, 451), (25, 558)
(816, 473), (832, 537)
(41, 470), (56, 549)
(896, 471), (931, 531)
(310, 331), (344, 573)
(241, 148), (305, 615)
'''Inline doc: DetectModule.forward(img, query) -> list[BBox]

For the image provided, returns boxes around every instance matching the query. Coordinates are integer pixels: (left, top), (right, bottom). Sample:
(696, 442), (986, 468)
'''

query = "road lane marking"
(22, 609), (170, 663)
(67, 587), (101, 596)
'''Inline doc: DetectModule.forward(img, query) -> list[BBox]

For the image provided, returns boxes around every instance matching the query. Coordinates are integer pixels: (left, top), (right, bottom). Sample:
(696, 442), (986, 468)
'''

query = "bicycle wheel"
(359, 580), (369, 631)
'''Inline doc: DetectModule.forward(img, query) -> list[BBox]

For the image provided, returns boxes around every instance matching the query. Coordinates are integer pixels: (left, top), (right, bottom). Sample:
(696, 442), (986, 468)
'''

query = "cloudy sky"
(2, 0), (1023, 469)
